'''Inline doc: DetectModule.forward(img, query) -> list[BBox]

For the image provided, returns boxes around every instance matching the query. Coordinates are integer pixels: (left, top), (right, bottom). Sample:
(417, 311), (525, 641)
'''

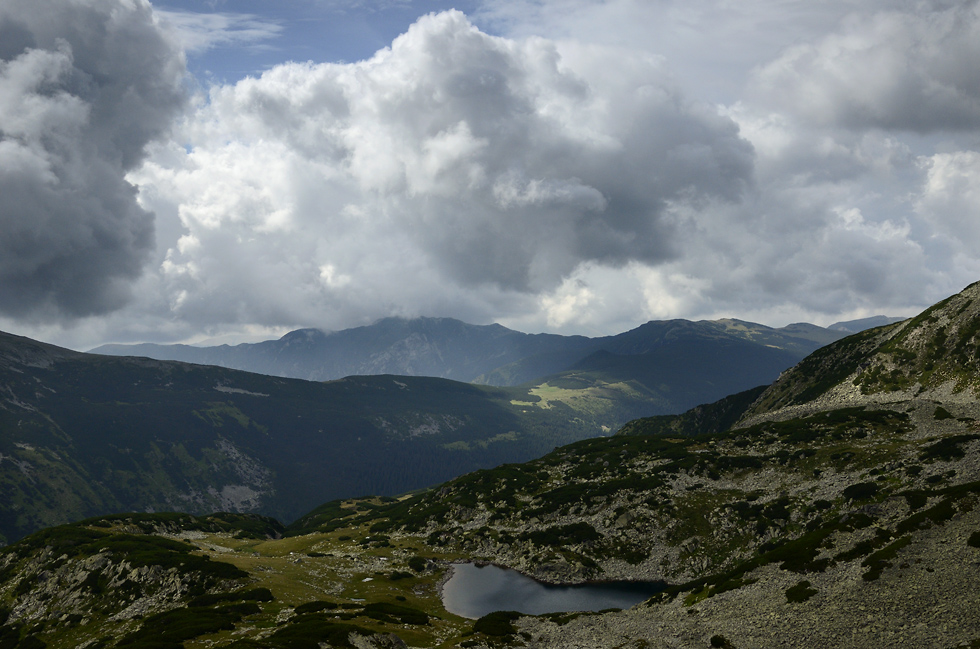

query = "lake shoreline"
(442, 561), (669, 619)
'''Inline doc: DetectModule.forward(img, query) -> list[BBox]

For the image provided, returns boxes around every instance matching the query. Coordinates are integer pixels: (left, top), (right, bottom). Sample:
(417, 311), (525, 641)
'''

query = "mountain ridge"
(0, 318), (813, 545)
(89, 315), (864, 387)
(1, 331), (625, 545)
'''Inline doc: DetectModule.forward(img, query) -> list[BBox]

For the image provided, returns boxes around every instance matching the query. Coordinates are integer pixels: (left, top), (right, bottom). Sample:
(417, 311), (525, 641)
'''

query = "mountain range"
(91, 316), (855, 386)
(0, 314), (888, 546)
(5, 300), (966, 648)
(0, 314), (908, 548)
(0, 331), (573, 546)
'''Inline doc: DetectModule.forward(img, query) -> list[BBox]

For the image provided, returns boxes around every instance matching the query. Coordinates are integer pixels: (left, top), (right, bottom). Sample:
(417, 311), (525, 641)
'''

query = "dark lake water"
(441, 562), (667, 619)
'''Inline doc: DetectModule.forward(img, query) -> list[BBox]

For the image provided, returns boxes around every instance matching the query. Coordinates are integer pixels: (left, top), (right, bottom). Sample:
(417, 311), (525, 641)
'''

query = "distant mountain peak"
(828, 314), (907, 333)
(279, 328), (328, 342)
(89, 315), (848, 389)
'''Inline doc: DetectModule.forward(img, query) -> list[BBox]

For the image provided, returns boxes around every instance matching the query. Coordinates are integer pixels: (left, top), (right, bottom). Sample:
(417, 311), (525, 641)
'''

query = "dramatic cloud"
(752, 2), (980, 132)
(132, 10), (754, 333)
(0, 0), (186, 320)
(7, 1), (980, 349)
(915, 151), (980, 280)
(473, 0), (896, 104)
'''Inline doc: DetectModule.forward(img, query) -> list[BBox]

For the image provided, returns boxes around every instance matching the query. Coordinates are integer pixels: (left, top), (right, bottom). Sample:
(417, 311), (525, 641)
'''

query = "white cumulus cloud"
(130, 10), (754, 335)
(751, 3), (980, 132)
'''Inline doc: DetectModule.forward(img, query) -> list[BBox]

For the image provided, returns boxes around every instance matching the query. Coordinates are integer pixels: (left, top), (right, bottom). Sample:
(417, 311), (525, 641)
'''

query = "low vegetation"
(5, 282), (980, 647)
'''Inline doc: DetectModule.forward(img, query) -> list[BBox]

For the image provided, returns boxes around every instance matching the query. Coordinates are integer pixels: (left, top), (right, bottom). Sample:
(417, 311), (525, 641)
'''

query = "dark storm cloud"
(0, 0), (186, 320)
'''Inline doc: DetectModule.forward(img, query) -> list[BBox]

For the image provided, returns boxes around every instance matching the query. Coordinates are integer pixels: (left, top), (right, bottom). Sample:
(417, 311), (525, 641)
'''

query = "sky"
(2, 0), (980, 350)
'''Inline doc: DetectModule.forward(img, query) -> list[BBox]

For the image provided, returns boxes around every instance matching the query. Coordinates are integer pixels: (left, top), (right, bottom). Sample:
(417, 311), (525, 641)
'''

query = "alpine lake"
(441, 562), (667, 619)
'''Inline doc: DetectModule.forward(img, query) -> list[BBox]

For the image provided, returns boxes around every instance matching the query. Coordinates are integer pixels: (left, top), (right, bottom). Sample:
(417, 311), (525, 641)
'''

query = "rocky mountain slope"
(91, 316), (849, 387)
(0, 314), (853, 546)
(2, 330), (667, 546)
(284, 282), (980, 647)
(0, 286), (967, 648)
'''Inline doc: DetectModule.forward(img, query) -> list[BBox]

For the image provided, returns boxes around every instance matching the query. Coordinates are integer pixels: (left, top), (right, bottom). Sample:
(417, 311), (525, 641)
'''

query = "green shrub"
(18, 636), (47, 649)
(116, 603), (260, 647)
(968, 532), (980, 548)
(842, 482), (879, 501)
(711, 577), (756, 596)
(294, 600), (339, 615)
(388, 571), (413, 581)
(189, 588), (273, 607)
(862, 536), (912, 581)
(254, 617), (375, 648)
(835, 538), (879, 563)
(785, 580), (818, 603)
(474, 611), (521, 637)
(896, 497), (958, 534)
(14, 577), (35, 597)
(362, 602), (428, 625)
(761, 526), (834, 574)
(934, 406), (954, 420)
(920, 435), (980, 462)
(902, 492), (928, 510)
(522, 522), (600, 546)
(710, 634), (736, 648)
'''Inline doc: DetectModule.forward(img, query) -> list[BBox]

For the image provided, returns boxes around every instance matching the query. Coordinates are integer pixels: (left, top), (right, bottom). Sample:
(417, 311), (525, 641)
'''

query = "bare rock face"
(350, 632), (409, 649)
(8, 549), (206, 627)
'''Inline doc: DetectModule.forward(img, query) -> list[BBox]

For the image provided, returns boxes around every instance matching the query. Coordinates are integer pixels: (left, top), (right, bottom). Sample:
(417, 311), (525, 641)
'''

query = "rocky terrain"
(0, 284), (977, 648)
(295, 281), (980, 647)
